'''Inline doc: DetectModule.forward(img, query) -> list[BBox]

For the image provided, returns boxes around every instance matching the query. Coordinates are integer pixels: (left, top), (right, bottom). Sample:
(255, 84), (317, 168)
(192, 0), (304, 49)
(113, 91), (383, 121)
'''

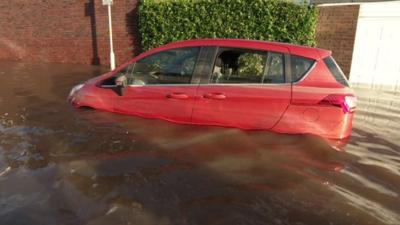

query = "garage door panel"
(350, 2), (400, 91)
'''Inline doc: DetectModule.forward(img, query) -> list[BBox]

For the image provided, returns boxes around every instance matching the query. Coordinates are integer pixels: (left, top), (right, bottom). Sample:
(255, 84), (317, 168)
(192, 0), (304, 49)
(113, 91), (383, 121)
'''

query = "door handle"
(203, 93), (226, 100)
(166, 93), (189, 99)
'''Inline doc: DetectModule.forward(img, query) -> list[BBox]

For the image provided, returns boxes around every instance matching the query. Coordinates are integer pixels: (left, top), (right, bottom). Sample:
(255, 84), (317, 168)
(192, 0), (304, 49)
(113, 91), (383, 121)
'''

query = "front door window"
(124, 47), (200, 85)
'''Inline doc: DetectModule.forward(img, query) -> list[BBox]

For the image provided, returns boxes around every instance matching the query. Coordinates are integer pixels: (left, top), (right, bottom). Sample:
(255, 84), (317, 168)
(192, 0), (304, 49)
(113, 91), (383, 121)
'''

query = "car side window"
(291, 55), (315, 82)
(323, 56), (349, 87)
(210, 48), (285, 84)
(264, 52), (285, 83)
(124, 47), (200, 85)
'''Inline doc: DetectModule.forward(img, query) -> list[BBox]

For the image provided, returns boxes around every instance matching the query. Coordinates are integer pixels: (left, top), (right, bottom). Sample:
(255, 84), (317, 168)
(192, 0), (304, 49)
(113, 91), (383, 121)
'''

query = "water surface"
(0, 61), (399, 225)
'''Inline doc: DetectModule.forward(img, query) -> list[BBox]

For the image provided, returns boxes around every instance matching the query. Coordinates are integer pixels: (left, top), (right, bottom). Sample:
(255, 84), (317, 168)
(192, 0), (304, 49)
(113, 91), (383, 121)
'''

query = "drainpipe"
(103, 0), (116, 70)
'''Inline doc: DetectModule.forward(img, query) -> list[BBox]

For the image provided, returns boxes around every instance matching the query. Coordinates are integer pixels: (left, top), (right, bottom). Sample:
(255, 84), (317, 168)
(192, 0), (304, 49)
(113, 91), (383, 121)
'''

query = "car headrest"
(214, 57), (222, 67)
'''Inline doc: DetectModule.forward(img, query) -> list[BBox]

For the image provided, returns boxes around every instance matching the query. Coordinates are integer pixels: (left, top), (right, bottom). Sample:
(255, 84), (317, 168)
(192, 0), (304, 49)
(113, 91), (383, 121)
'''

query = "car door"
(192, 46), (292, 130)
(113, 47), (200, 123)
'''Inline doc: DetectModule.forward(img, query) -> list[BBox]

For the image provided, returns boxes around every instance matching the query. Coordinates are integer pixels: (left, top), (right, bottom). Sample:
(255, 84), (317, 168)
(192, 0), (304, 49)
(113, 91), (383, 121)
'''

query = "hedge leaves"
(139, 0), (318, 50)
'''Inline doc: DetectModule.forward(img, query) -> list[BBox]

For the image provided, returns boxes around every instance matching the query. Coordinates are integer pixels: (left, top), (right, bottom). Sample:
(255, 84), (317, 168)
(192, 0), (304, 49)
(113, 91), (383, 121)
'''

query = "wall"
(0, 0), (140, 66)
(0, 0), (359, 75)
(316, 5), (360, 77)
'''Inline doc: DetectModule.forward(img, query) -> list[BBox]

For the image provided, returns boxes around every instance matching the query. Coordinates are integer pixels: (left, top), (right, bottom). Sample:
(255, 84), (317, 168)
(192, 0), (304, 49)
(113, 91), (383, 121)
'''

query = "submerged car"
(68, 39), (356, 139)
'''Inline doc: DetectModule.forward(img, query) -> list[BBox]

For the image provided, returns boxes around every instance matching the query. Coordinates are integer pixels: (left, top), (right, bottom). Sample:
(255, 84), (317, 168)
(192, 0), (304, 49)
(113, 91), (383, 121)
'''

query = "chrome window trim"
(101, 85), (117, 88)
(128, 84), (198, 87)
(198, 83), (291, 86)
(102, 83), (291, 88)
(126, 83), (290, 87)
(291, 60), (317, 85)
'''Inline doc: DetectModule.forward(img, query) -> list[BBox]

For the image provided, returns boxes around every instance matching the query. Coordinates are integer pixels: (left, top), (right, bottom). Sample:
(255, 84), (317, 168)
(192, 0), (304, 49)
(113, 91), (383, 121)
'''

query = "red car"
(68, 39), (356, 139)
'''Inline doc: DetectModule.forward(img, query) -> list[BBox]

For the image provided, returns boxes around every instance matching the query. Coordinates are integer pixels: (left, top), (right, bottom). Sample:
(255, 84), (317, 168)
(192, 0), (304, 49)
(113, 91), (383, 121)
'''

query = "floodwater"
(0, 61), (399, 225)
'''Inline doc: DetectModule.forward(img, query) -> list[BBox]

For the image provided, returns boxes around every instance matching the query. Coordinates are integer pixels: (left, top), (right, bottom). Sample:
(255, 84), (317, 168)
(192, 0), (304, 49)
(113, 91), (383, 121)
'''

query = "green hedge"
(138, 0), (318, 51)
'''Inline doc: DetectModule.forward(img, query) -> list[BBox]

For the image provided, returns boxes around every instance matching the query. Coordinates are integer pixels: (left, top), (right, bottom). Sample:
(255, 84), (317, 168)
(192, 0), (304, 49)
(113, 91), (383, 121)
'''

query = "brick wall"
(0, 1), (360, 74)
(0, 0), (140, 66)
(316, 5), (360, 78)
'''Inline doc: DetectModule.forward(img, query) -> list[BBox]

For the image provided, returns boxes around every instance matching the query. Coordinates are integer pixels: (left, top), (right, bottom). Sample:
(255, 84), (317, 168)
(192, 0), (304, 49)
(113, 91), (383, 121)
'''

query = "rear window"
(323, 56), (349, 87)
(291, 55), (315, 82)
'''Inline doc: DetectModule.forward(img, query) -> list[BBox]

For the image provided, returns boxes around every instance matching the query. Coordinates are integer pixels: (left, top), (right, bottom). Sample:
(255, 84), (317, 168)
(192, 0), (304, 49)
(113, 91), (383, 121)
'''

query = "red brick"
(316, 5), (360, 78)
(0, 0), (140, 66)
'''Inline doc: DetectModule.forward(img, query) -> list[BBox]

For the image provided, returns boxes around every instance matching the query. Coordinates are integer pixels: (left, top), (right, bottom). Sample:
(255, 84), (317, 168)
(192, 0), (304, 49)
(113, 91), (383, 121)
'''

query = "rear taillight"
(344, 96), (357, 113)
(319, 94), (356, 113)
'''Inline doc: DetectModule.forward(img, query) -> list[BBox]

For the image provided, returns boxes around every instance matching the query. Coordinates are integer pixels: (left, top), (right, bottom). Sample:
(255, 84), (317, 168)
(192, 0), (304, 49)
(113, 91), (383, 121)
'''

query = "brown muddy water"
(0, 61), (399, 225)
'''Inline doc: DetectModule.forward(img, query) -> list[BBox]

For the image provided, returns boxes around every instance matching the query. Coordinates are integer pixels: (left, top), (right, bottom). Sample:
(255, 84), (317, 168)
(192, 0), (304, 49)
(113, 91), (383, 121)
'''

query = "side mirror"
(115, 76), (127, 96)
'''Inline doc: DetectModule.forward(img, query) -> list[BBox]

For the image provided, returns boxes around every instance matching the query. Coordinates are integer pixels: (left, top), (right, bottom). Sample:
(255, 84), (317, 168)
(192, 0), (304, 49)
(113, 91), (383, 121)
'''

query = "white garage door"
(350, 2), (400, 91)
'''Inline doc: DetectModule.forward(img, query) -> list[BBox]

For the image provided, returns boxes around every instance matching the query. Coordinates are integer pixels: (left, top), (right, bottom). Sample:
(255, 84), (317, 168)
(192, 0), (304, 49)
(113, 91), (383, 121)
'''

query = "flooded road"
(0, 61), (399, 225)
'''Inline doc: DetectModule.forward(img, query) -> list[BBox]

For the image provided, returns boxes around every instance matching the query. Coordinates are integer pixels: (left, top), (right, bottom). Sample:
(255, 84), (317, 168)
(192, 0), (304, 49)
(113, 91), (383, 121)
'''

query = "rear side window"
(291, 55), (315, 82)
(210, 48), (285, 84)
(323, 56), (349, 87)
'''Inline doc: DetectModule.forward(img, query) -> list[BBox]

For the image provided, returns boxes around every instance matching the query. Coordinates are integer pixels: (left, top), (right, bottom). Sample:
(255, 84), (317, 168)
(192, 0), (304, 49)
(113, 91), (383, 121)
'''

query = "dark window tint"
(119, 47), (199, 85)
(291, 55), (315, 82)
(210, 49), (285, 84)
(323, 56), (349, 87)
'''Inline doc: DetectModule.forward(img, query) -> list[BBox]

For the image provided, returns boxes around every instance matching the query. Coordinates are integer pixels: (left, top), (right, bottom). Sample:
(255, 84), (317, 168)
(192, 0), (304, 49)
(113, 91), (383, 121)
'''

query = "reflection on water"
(0, 61), (399, 225)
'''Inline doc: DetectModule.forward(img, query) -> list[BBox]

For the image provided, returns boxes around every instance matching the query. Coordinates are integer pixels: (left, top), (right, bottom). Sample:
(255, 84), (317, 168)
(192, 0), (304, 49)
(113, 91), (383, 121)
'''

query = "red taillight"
(319, 94), (356, 113)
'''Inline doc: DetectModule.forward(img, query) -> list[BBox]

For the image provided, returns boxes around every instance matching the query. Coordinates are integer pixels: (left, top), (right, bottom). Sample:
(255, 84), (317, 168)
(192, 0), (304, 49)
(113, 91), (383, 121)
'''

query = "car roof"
(160, 39), (331, 60)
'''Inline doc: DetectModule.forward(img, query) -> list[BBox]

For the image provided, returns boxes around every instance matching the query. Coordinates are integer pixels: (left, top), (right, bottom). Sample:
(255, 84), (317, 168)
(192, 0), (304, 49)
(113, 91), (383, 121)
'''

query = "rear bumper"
(272, 104), (354, 139)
